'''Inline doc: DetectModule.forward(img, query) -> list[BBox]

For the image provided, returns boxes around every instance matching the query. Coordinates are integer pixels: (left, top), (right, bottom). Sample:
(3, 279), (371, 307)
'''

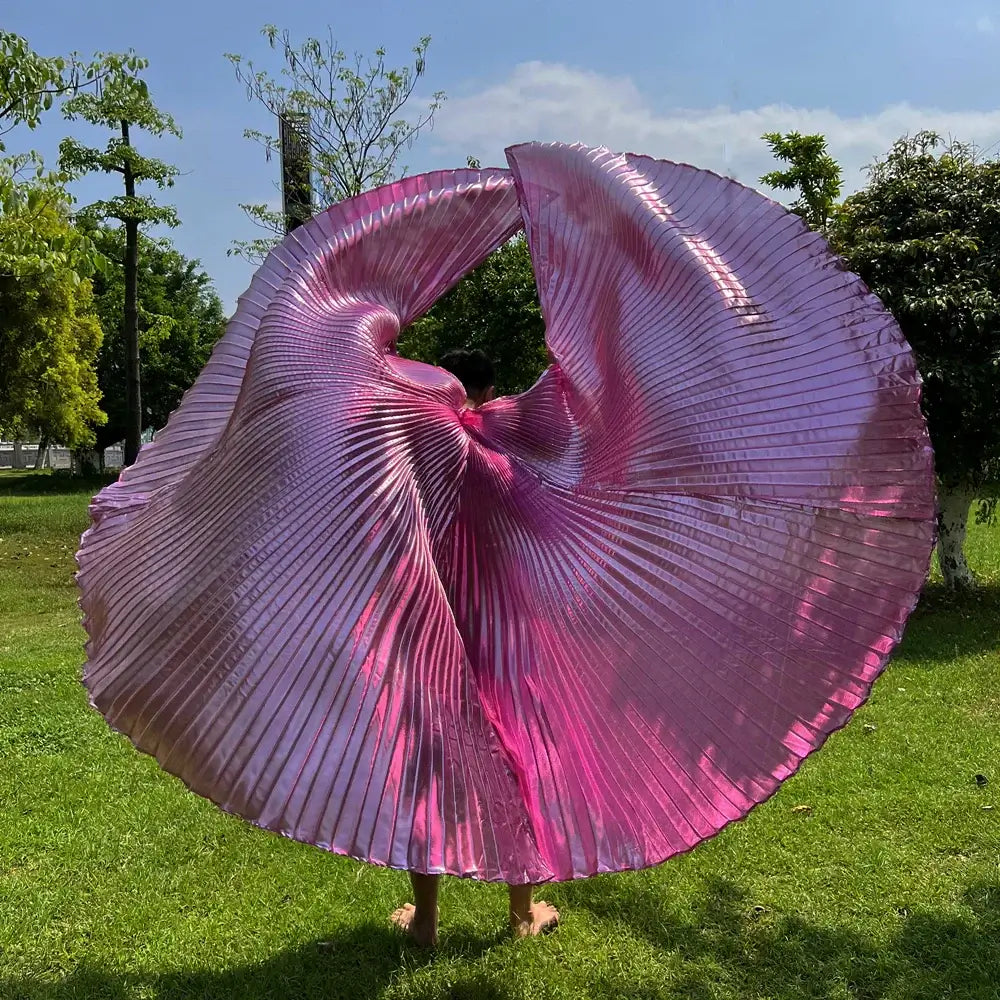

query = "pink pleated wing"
(445, 144), (936, 877)
(79, 170), (551, 881)
(78, 145), (936, 883)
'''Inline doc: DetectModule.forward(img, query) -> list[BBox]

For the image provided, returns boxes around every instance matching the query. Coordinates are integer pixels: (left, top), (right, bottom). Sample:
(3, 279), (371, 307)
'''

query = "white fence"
(0, 441), (124, 471)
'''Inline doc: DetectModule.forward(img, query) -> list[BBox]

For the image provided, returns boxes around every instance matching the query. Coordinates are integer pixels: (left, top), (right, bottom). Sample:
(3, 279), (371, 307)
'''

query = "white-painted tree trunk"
(936, 485), (977, 589)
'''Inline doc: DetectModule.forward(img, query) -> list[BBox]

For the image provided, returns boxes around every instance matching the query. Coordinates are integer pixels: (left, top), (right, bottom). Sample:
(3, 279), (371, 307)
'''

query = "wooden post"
(280, 111), (312, 233)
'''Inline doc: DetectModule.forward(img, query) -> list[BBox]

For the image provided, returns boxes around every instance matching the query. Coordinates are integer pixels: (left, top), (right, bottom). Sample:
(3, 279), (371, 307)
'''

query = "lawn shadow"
(895, 580), (1000, 663)
(3, 881), (998, 1000)
(0, 471), (116, 498)
(565, 875), (1000, 999)
(2, 921), (511, 1000)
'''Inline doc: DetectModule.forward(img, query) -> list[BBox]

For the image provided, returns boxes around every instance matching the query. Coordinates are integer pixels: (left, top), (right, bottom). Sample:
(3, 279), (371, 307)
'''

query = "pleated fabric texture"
(77, 143), (936, 883)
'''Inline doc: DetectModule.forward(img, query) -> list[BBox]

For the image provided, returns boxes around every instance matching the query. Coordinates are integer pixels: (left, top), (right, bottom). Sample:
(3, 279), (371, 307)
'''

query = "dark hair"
(438, 348), (495, 396)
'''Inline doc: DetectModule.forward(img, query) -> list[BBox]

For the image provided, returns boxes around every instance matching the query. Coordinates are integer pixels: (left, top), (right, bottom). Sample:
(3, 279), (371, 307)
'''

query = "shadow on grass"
(2, 922), (511, 1000)
(5, 881), (998, 1000)
(0, 471), (116, 497)
(896, 581), (1000, 663)
(565, 875), (1000, 1000)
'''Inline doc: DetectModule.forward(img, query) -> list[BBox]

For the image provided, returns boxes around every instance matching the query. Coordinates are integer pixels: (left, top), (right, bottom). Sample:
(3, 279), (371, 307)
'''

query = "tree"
(1, 30), (139, 152)
(1, 33), (143, 281)
(226, 26), (445, 262)
(399, 236), (547, 395)
(59, 71), (180, 466)
(0, 156), (101, 281)
(0, 201), (105, 447)
(760, 131), (843, 232)
(86, 226), (225, 455)
(2, 29), (68, 147)
(829, 133), (1000, 588)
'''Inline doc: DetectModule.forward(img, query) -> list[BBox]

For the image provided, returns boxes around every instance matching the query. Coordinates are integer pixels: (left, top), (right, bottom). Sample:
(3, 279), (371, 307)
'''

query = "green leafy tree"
(761, 131), (843, 232)
(1, 33), (144, 281)
(59, 71), (180, 466)
(399, 236), (547, 395)
(1, 30), (140, 151)
(1, 28), (69, 147)
(86, 227), (225, 455)
(226, 26), (444, 262)
(0, 201), (105, 447)
(829, 133), (1000, 588)
(0, 156), (102, 281)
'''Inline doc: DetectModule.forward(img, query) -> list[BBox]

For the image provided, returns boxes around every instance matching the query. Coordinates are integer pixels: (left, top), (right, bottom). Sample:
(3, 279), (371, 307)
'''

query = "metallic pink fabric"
(77, 143), (936, 883)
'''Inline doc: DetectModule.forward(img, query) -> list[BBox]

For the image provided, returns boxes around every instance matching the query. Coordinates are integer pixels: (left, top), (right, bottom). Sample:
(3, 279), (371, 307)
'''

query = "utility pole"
(280, 111), (312, 233)
(122, 119), (142, 467)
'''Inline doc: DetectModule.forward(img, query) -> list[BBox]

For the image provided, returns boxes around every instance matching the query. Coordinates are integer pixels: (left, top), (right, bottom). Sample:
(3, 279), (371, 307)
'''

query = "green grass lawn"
(1, 470), (998, 1000)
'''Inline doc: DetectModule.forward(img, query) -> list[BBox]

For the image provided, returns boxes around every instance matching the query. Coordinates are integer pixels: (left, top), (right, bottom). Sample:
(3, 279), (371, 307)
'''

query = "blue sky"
(7, 0), (1000, 310)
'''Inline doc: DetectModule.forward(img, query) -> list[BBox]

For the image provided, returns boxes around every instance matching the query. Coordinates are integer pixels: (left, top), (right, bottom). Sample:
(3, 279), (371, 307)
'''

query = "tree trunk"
(72, 449), (102, 476)
(33, 435), (49, 470)
(936, 484), (977, 589)
(122, 119), (142, 467)
(12, 441), (25, 469)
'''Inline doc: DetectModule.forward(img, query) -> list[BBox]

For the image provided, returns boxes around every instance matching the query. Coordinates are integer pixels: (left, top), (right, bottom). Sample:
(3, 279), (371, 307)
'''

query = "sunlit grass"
(2, 470), (997, 1000)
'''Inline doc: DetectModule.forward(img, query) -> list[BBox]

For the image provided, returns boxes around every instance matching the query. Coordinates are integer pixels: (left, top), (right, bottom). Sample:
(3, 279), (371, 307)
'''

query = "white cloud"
(975, 14), (996, 33)
(428, 62), (1000, 199)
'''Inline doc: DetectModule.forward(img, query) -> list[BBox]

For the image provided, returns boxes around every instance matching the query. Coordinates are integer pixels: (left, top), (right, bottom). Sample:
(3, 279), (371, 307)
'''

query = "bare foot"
(511, 899), (560, 938)
(391, 902), (438, 947)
